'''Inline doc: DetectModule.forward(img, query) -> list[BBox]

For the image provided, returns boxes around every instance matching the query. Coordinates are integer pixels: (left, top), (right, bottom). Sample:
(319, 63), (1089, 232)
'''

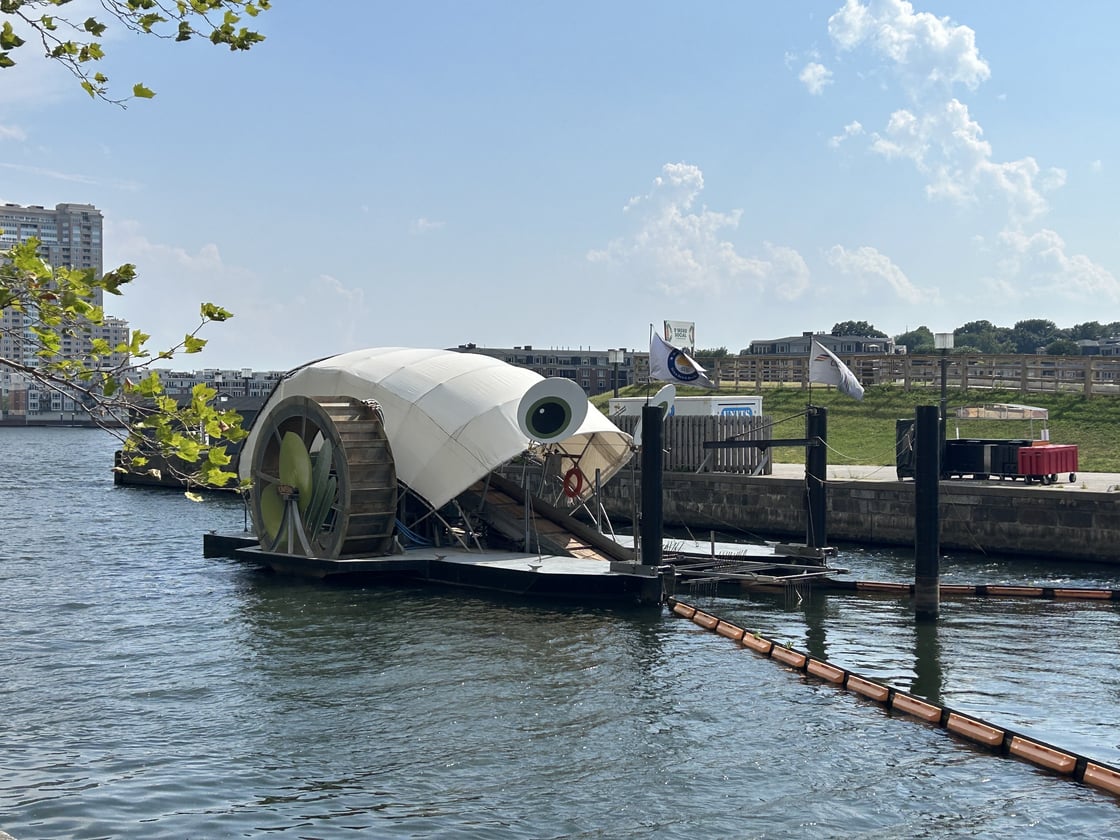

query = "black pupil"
(532, 402), (568, 436)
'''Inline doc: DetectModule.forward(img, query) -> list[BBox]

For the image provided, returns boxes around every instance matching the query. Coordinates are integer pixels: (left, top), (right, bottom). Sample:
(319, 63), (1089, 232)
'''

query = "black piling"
(805, 405), (828, 549)
(639, 404), (663, 568)
(914, 404), (941, 621)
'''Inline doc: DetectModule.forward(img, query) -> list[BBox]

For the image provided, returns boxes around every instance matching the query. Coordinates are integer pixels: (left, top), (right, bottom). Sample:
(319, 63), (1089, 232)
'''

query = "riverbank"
(598, 465), (1120, 563)
(594, 385), (1120, 471)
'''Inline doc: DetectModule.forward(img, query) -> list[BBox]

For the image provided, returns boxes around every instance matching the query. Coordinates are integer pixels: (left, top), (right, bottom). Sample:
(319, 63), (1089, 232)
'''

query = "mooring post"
(639, 404), (663, 568)
(914, 404), (940, 621)
(805, 405), (828, 549)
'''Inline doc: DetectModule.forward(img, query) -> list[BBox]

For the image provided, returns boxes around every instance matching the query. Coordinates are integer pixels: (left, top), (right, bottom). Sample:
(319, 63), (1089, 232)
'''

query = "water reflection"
(911, 618), (944, 703)
(800, 587), (830, 662)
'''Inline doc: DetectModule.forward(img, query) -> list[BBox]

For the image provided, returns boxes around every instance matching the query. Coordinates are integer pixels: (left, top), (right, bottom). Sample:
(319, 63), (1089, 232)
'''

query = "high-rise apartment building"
(1, 202), (130, 416)
(0, 201), (104, 275)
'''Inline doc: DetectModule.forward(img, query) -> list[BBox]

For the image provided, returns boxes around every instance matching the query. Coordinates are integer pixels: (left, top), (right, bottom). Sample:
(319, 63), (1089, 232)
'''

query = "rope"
(395, 517), (433, 547)
(726, 408), (811, 441)
(817, 437), (898, 470)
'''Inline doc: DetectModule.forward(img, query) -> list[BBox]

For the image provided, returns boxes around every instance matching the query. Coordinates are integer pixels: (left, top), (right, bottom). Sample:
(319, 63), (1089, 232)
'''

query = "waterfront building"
(153, 368), (287, 401)
(1, 202), (131, 418)
(452, 343), (634, 396)
(746, 331), (896, 356)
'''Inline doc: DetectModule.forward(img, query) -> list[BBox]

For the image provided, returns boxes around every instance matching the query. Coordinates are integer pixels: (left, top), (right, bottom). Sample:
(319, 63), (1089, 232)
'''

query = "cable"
(395, 517), (433, 547)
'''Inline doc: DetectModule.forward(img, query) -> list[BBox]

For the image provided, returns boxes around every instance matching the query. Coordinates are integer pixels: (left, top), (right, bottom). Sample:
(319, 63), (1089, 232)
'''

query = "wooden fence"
(611, 414), (772, 475)
(633, 353), (1120, 397)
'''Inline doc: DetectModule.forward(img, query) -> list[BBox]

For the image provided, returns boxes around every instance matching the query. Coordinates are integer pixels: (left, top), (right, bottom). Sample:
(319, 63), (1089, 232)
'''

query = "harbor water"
(2, 427), (1119, 838)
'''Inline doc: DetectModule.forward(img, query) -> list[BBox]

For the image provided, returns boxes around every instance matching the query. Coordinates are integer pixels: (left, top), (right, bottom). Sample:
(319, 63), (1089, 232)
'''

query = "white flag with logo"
(809, 339), (864, 400)
(649, 333), (713, 388)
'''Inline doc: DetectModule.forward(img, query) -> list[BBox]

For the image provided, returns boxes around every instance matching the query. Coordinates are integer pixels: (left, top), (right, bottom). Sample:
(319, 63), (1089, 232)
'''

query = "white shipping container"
(608, 395), (763, 417)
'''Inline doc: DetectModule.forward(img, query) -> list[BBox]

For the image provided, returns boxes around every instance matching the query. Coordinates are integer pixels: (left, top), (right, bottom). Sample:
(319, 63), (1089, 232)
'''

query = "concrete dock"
(767, 461), (1120, 493)
(600, 464), (1120, 563)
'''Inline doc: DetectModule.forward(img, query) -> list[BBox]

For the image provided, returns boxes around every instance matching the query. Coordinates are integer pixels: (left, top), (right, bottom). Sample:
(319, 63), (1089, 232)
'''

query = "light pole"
(934, 332), (954, 473)
(608, 348), (625, 398)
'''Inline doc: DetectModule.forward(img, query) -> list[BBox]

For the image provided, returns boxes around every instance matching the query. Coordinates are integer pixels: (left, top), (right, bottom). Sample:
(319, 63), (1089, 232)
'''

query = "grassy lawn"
(593, 383), (1120, 472)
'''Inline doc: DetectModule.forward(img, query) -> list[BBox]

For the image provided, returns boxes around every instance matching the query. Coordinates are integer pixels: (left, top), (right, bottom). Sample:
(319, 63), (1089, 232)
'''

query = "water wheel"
(249, 395), (398, 559)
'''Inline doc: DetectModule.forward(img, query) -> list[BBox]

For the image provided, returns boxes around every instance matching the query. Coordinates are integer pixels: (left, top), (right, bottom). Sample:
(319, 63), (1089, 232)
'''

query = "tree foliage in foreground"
(1, 0), (270, 104)
(1, 1), (270, 492)
(1, 238), (247, 491)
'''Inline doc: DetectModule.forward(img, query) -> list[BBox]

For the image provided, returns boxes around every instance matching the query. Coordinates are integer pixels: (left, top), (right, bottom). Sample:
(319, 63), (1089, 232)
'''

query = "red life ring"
(562, 467), (584, 499)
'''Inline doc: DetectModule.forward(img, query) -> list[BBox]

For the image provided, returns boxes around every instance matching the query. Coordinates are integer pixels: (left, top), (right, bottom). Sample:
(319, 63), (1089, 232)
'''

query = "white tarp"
(239, 347), (633, 509)
(955, 403), (1049, 421)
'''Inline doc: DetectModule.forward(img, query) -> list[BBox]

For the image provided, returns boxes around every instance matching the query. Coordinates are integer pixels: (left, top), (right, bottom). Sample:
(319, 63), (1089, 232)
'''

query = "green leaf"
(175, 437), (201, 462)
(200, 302), (232, 322)
(206, 446), (232, 467)
(128, 329), (151, 355)
(1, 22), (25, 49)
(132, 83), (155, 99)
(183, 334), (206, 353)
(135, 371), (163, 397)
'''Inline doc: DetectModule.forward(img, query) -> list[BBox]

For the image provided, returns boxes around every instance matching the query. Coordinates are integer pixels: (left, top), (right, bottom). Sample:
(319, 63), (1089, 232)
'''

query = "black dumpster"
(943, 438), (1032, 479)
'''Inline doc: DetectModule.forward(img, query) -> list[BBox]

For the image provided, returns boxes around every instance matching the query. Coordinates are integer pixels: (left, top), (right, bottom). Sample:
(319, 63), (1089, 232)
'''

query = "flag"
(809, 339), (865, 400)
(649, 333), (713, 388)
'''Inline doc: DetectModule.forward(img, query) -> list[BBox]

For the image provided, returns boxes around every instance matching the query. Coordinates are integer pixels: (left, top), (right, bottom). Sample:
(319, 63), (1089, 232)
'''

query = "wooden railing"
(634, 353), (1120, 397)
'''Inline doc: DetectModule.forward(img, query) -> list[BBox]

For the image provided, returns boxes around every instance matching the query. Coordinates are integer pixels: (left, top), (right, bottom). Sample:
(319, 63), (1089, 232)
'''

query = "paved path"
(767, 462), (1120, 493)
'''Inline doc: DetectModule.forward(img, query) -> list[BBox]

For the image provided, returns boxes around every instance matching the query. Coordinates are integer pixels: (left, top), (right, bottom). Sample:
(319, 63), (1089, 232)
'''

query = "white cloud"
(869, 99), (1063, 222)
(995, 227), (1120, 303)
(799, 62), (834, 95)
(410, 217), (445, 234)
(764, 244), (811, 300)
(588, 162), (810, 300)
(829, 120), (864, 147)
(825, 244), (934, 303)
(103, 218), (373, 369)
(0, 161), (141, 193)
(828, 0), (990, 97)
(1090, 159), (1103, 173)
(0, 161), (99, 185)
(0, 124), (27, 142)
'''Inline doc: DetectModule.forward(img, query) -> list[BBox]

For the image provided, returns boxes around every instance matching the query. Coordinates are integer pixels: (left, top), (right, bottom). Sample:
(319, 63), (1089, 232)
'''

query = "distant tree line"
(890, 319), (1117, 355)
(693, 319), (1115, 363)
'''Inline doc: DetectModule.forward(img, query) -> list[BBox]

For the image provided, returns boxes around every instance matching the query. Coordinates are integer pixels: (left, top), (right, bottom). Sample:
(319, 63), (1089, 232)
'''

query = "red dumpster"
(1017, 444), (1079, 484)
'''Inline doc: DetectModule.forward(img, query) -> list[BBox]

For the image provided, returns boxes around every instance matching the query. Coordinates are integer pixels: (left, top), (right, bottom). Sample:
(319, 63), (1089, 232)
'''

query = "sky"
(2, 1), (1119, 371)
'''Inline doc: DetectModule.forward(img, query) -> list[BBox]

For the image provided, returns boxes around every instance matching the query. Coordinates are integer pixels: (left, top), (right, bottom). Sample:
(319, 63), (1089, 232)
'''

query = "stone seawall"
(599, 471), (1120, 563)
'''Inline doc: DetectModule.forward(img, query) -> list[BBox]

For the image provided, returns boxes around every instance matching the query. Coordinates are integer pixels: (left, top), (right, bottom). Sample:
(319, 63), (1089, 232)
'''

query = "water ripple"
(2, 429), (1119, 837)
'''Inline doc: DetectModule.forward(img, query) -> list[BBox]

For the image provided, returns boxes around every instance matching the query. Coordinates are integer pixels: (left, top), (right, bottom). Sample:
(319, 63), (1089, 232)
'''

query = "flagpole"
(645, 323), (655, 402)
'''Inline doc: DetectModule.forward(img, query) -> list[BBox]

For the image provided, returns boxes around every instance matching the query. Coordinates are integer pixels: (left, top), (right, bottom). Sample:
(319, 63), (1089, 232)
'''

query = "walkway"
(768, 462), (1120, 493)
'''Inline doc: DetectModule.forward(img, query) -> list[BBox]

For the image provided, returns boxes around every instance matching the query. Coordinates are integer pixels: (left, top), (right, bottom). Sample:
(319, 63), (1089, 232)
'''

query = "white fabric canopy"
(239, 347), (634, 509)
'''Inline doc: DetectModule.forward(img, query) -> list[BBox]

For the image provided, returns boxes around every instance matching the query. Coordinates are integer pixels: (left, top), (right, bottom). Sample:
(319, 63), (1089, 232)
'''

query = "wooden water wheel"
(249, 395), (397, 559)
